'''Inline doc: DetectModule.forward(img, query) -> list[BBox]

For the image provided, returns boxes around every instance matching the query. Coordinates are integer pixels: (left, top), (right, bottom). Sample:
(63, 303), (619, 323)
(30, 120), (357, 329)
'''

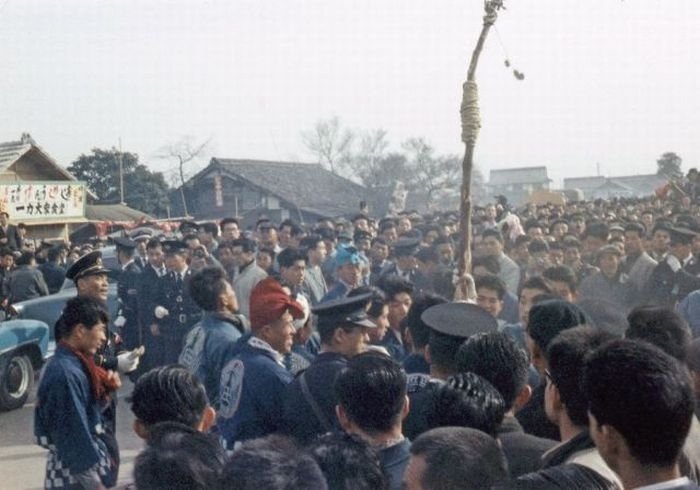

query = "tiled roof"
(209, 158), (371, 217)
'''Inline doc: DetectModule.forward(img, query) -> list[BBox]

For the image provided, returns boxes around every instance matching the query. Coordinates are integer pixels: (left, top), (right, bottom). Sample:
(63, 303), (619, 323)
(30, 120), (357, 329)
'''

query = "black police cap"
(66, 250), (111, 282)
(312, 293), (376, 328)
(114, 237), (137, 251)
(162, 240), (189, 255)
(421, 302), (498, 339)
(669, 227), (698, 246)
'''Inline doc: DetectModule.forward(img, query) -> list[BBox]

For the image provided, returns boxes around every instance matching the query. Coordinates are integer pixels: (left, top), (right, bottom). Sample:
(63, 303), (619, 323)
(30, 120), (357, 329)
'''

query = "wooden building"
(171, 158), (373, 227)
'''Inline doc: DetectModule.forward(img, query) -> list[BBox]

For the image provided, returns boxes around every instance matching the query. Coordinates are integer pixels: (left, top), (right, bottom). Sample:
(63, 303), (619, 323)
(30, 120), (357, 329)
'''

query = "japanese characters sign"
(0, 182), (86, 221)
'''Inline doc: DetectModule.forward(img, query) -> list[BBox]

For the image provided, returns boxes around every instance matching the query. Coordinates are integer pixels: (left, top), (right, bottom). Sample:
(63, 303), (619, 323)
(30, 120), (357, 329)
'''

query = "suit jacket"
(7, 265), (49, 303)
(0, 224), (21, 251)
(644, 259), (700, 307)
(498, 415), (557, 477)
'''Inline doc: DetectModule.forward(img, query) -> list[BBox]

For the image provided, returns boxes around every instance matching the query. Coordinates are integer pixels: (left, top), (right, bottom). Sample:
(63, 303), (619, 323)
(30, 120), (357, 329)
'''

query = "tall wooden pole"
(457, 1), (503, 293)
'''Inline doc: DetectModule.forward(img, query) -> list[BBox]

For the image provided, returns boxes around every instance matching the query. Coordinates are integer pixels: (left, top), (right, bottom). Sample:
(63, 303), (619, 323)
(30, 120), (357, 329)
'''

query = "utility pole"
(118, 137), (125, 205)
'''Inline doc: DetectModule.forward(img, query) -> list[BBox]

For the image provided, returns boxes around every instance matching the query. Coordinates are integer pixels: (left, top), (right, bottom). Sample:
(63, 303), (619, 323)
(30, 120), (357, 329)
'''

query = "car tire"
(0, 352), (34, 411)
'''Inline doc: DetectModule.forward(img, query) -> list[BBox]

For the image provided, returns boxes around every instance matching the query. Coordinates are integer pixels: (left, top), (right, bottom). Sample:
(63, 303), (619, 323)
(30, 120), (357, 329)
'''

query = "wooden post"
(456, 1), (503, 297)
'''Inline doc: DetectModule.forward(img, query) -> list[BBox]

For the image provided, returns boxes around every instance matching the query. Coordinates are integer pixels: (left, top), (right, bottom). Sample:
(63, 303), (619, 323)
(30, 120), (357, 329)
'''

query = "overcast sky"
(1, 0), (698, 187)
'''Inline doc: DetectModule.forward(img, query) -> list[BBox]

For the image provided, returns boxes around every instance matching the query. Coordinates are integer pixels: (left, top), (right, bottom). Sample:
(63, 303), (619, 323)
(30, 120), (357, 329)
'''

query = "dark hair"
(456, 332), (529, 410)
(424, 372), (506, 437)
(583, 339), (695, 467)
(415, 246), (440, 264)
(130, 365), (209, 429)
(146, 237), (162, 250)
(47, 246), (62, 262)
(188, 267), (230, 311)
(15, 251), (34, 266)
(546, 326), (615, 427)
(482, 228), (504, 243)
(518, 276), (553, 298)
(514, 235), (532, 248)
(379, 222), (397, 234)
(626, 305), (692, 362)
(543, 265), (577, 294)
(58, 296), (109, 337)
(370, 236), (388, 248)
(583, 222), (609, 241)
(561, 237), (582, 250)
(475, 275), (507, 301)
(348, 286), (387, 319)
(528, 239), (549, 254)
(133, 424), (224, 490)
(299, 234), (324, 254)
(410, 427), (509, 490)
(404, 293), (447, 350)
(513, 463), (620, 490)
(0, 247), (13, 257)
(377, 275), (414, 301)
(472, 255), (501, 274)
(624, 222), (646, 237)
(220, 217), (240, 228)
(335, 352), (407, 435)
(198, 222), (218, 237)
(307, 432), (386, 490)
(222, 435), (327, 490)
(258, 247), (276, 261)
(527, 299), (588, 352)
(232, 237), (258, 254)
(277, 247), (307, 268)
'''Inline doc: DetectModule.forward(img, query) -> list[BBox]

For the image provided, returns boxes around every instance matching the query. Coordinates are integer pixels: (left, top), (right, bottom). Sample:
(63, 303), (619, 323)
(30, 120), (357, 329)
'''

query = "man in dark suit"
(114, 237), (142, 351)
(137, 238), (167, 372)
(456, 331), (556, 477)
(585, 339), (700, 490)
(0, 212), (22, 252)
(152, 240), (202, 364)
(644, 227), (700, 307)
(38, 246), (66, 294)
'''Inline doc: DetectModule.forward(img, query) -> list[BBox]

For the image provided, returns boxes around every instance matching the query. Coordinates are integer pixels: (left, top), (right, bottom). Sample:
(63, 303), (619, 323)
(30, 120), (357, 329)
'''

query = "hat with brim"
(421, 302), (498, 339)
(312, 292), (376, 329)
(66, 251), (111, 282)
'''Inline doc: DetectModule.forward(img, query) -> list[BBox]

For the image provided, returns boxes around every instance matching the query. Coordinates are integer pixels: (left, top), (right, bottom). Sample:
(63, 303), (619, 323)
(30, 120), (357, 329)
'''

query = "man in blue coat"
(216, 277), (304, 451)
(179, 266), (245, 409)
(35, 296), (119, 490)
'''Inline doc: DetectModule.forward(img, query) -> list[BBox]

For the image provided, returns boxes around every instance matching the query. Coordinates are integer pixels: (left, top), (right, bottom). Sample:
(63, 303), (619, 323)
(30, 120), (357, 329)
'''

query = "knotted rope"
(460, 80), (481, 145)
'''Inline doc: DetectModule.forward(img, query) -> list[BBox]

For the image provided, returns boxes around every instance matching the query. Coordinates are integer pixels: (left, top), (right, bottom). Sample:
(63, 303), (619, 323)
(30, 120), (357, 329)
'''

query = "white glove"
(114, 316), (126, 328)
(666, 255), (682, 273)
(154, 306), (169, 319)
(117, 347), (144, 374)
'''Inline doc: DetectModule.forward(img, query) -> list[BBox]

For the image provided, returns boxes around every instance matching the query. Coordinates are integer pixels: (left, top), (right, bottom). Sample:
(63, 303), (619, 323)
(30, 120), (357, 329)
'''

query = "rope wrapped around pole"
(455, 0), (504, 301)
(460, 80), (481, 146)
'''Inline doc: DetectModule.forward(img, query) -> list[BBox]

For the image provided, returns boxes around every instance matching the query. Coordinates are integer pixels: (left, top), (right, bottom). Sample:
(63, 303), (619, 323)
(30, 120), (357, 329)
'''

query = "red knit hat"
(249, 277), (304, 329)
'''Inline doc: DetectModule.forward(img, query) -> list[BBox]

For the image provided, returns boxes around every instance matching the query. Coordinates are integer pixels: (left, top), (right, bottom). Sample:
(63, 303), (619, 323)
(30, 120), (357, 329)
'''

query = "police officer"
(402, 302), (498, 440)
(114, 237), (142, 351)
(216, 277), (305, 451)
(283, 292), (376, 444)
(644, 227), (700, 307)
(152, 240), (202, 365)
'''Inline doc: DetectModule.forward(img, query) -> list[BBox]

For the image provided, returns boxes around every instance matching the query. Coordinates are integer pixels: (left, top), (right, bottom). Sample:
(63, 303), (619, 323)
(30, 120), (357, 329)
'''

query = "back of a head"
(527, 299), (588, 352)
(583, 339), (695, 468)
(404, 293), (448, 350)
(456, 332), (529, 411)
(308, 432), (385, 490)
(510, 463), (620, 490)
(134, 423), (225, 490)
(335, 352), (407, 435)
(546, 326), (616, 427)
(424, 372), (506, 437)
(222, 435), (327, 490)
(626, 305), (692, 363)
(130, 365), (209, 430)
(188, 267), (229, 311)
(409, 427), (509, 490)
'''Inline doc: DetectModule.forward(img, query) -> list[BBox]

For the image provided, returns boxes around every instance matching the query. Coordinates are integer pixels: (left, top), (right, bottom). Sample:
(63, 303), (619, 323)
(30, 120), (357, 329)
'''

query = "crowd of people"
(25, 189), (700, 489)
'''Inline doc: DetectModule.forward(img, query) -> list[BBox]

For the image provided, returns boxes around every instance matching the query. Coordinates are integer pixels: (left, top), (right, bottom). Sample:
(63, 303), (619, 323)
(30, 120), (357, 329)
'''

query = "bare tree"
(403, 137), (460, 207)
(156, 136), (212, 217)
(301, 116), (355, 174)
